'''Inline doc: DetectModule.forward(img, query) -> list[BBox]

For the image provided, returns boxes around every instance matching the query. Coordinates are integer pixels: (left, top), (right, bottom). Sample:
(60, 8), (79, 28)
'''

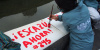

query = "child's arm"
(57, 15), (62, 21)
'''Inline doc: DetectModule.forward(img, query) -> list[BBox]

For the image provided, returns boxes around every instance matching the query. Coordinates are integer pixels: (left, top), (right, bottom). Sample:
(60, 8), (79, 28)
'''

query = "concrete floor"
(93, 29), (100, 50)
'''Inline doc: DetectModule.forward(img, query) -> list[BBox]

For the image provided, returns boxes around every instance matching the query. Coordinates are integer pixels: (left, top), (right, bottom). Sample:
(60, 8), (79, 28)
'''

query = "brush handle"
(48, 4), (54, 28)
(49, 4), (54, 20)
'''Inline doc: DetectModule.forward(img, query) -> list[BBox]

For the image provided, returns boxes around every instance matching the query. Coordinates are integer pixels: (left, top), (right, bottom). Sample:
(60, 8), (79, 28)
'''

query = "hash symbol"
(33, 45), (39, 49)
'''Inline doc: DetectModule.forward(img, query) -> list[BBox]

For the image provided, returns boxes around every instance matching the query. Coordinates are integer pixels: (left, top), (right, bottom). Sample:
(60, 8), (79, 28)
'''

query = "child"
(50, 0), (98, 50)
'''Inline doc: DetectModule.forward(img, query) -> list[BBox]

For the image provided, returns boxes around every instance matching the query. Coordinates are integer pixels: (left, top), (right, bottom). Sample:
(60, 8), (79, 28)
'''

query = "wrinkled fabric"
(57, 0), (98, 50)
(0, 31), (21, 50)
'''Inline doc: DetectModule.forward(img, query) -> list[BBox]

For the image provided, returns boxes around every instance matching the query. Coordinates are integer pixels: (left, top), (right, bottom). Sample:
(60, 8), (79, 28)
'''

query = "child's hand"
(49, 15), (58, 21)
(98, 8), (100, 12)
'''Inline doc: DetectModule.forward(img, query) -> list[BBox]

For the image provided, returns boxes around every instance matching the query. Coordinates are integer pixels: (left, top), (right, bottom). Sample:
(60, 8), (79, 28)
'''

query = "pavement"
(93, 29), (100, 50)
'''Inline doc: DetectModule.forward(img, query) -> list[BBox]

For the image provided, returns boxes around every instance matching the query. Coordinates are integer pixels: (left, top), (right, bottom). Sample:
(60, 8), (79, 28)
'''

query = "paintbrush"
(48, 4), (54, 28)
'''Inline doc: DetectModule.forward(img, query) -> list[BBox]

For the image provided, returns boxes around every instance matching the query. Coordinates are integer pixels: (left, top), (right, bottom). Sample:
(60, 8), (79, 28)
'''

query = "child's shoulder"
(63, 10), (80, 18)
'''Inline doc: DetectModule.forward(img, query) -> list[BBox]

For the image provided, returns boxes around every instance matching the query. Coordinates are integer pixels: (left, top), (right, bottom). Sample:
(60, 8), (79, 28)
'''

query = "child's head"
(55, 0), (78, 12)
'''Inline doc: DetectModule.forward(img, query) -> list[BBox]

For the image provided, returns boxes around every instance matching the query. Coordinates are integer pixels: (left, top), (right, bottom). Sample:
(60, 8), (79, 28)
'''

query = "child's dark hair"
(55, 0), (78, 13)
(97, 0), (100, 2)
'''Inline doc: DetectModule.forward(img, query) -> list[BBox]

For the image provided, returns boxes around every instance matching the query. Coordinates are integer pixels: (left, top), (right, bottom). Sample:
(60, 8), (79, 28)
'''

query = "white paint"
(4, 12), (68, 50)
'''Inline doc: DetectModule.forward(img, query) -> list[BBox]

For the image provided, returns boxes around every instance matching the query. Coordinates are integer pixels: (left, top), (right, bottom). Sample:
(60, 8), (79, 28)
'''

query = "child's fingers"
(49, 15), (58, 20)
(49, 15), (54, 19)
